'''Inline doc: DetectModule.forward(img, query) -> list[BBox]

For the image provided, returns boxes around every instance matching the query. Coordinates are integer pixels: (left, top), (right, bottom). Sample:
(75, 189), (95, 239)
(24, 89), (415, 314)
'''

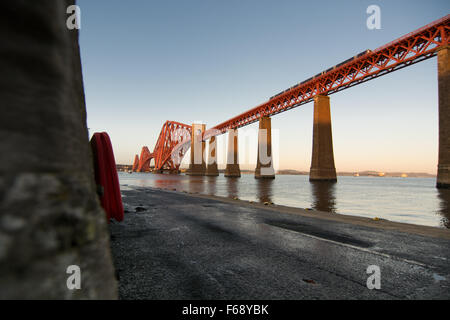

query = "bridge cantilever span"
(211, 15), (449, 132)
(136, 146), (152, 172)
(133, 121), (191, 172)
(136, 15), (449, 187)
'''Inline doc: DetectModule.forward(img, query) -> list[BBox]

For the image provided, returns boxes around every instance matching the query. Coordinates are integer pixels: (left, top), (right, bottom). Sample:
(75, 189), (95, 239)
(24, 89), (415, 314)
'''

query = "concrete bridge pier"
(225, 128), (241, 177)
(255, 116), (275, 179)
(206, 136), (219, 176)
(309, 95), (337, 182)
(437, 46), (450, 189)
(187, 123), (206, 176)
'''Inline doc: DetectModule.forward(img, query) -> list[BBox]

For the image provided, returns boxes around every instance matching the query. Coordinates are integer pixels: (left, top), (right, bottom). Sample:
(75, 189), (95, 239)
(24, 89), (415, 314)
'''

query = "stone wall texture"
(0, 1), (118, 299)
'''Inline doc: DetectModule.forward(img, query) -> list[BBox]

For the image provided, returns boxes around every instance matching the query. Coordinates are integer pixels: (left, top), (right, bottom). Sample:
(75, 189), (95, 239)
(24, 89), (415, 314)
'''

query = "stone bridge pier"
(309, 95), (337, 182)
(437, 46), (450, 189)
(206, 136), (219, 176)
(225, 128), (241, 177)
(187, 123), (206, 176)
(255, 116), (275, 179)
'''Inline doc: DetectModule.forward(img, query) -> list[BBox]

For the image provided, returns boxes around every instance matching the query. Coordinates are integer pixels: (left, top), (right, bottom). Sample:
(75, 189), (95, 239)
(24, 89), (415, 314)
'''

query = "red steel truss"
(132, 154), (139, 171)
(137, 146), (152, 172)
(137, 15), (449, 170)
(134, 121), (191, 172)
(211, 15), (449, 133)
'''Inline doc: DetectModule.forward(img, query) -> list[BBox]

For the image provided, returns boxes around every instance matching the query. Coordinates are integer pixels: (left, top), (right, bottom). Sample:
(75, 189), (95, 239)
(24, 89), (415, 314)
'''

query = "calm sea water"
(118, 172), (450, 229)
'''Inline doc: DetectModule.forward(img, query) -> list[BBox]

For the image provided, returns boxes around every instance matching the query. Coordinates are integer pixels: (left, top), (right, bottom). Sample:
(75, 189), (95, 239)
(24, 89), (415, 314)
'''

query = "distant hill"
(118, 165), (435, 178)
(276, 169), (309, 175)
(276, 169), (435, 178)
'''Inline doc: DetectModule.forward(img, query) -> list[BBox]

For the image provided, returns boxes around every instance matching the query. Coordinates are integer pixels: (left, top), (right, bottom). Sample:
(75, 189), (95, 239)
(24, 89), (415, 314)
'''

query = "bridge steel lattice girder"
(164, 16), (449, 175)
(152, 121), (192, 171)
(211, 15), (450, 133)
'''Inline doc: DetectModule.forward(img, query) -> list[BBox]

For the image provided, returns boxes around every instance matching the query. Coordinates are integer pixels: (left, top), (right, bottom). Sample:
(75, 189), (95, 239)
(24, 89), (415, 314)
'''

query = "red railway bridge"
(133, 15), (450, 188)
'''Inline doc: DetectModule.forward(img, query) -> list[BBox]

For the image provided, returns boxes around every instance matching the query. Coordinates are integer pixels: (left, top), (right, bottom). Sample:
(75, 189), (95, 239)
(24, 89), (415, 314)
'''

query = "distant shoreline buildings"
(275, 169), (435, 178)
(116, 164), (435, 178)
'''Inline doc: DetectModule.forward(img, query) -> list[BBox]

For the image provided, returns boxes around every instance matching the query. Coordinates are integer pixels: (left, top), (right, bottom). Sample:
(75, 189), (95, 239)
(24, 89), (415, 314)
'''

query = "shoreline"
(116, 166), (436, 178)
(112, 186), (450, 299)
(121, 185), (450, 240)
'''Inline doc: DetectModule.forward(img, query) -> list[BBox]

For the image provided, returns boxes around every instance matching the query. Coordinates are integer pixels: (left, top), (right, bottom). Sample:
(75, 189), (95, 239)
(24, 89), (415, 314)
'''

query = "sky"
(78, 0), (449, 174)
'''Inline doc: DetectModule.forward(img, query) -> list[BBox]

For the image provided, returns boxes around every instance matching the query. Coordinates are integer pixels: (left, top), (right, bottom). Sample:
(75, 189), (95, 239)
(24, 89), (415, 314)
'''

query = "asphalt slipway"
(109, 186), (450, 299)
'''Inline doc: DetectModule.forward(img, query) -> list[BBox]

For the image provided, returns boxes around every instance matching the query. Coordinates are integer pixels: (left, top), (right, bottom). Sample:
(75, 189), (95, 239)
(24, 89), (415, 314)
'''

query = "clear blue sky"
(79, 0), (449, 173)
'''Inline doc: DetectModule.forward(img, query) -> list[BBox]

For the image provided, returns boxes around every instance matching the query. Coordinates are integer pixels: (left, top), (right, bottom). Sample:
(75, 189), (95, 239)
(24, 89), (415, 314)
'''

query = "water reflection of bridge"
(151, 174), (448, 227)
(437, 188), (450, 228)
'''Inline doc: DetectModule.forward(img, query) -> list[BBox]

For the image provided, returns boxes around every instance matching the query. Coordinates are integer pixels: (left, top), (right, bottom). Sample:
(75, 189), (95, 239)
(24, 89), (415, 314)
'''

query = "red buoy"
(90, 132), (124, 222)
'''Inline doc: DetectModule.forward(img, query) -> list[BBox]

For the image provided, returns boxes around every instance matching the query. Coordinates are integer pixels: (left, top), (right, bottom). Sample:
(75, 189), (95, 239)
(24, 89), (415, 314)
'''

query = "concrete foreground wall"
(0, 1), (117, 299)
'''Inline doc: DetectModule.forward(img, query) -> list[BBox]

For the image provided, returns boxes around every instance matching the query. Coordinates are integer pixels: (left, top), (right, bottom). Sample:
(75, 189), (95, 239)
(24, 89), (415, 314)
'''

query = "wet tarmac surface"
(109, 187), (450, 299)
